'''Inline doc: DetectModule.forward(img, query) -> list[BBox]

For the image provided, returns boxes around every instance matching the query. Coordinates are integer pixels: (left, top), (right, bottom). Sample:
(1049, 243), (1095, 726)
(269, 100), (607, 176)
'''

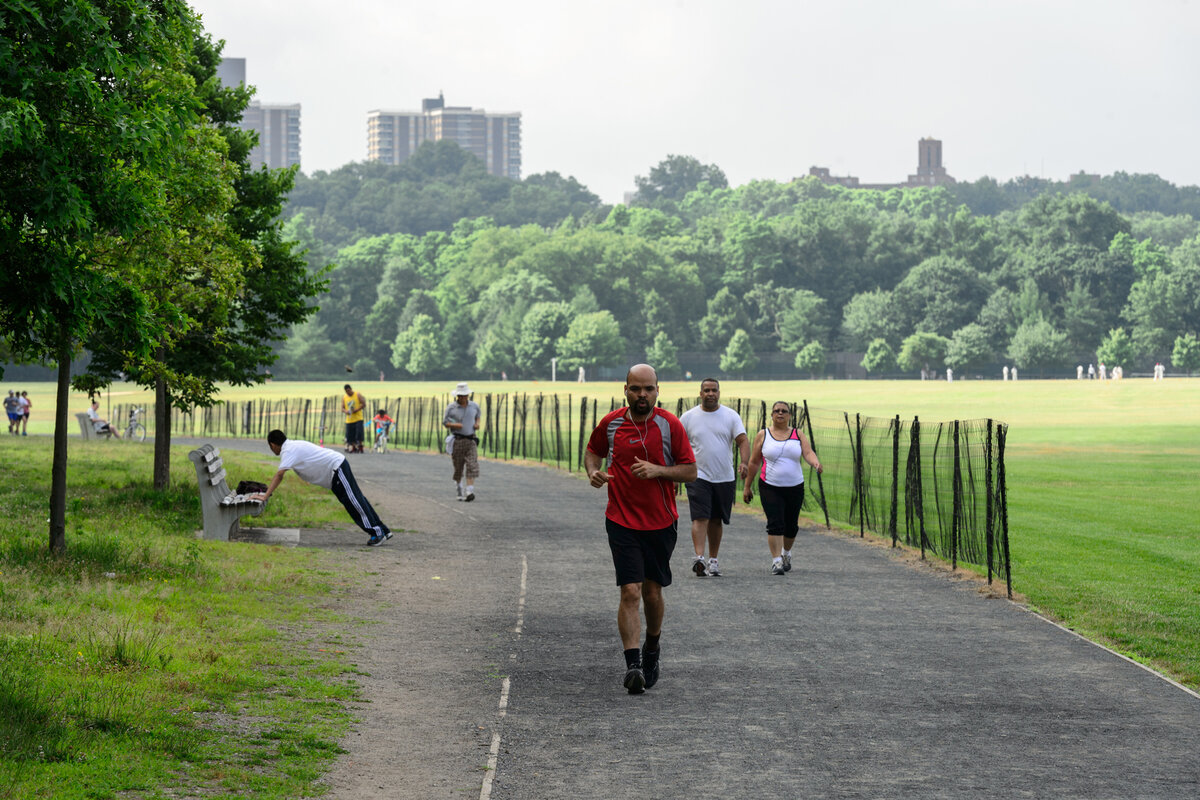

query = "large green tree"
(556, 311), (624, 373)
(1007, 316), (1071, 373)
(75, 30), (326, 489)
(634, 154), (728, 206)
(719, 329), (757, 378)
(0, 0), (211, 550)
(897, 332), (951, 374)
(515, 301), (573, 378)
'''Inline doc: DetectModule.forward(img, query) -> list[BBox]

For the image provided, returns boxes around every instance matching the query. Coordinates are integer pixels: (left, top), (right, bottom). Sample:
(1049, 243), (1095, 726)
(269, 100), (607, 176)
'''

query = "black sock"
(624, 648), (641, 670)
(643, 634), (660, 654)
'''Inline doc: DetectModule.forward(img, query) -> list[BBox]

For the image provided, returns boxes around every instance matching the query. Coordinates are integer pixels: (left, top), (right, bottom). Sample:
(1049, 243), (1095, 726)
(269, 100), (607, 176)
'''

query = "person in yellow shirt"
(343, 383), (366, 453)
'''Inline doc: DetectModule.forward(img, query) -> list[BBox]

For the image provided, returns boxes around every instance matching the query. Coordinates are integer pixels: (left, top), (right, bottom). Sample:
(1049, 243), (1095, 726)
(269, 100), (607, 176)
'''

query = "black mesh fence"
(109, 393), (1009, 593)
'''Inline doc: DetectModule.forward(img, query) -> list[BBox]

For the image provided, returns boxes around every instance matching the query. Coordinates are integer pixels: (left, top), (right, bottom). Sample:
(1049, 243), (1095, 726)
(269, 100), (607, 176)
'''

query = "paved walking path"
(200, 439), (1200, 799)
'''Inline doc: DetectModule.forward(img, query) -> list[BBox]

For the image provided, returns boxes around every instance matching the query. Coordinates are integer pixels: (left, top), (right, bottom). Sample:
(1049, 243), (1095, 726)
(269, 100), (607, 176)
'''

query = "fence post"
(913, 417), (927, 559)
(985, 418), (995, 586)
(951, 420), (961, 571)
(577, 397), (589, 471)
(891, 413), (900, 547)
(998, 424), (1011, 598)
(485, 394), (493, 456)
(856, 413), (865, 537)
(537, 394), (544, 463)
(802, 400), (830, 529)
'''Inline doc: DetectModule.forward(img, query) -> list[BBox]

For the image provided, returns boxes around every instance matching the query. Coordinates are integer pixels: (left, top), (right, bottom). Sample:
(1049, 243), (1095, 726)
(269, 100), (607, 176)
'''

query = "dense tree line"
(275, 152), (1200, 380)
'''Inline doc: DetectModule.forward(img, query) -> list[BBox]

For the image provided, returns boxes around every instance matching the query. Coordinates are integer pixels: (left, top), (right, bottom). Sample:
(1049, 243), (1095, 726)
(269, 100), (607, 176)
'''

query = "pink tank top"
(760, 428), (805, 487)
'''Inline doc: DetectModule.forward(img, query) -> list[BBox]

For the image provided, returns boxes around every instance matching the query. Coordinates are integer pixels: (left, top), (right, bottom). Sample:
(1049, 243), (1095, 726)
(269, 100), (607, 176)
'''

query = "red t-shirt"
(587, 407), (695, 531)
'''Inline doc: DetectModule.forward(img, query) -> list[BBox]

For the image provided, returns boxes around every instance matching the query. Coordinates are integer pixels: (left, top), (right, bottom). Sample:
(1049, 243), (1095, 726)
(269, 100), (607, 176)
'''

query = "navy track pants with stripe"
(331, 460), (389, 538)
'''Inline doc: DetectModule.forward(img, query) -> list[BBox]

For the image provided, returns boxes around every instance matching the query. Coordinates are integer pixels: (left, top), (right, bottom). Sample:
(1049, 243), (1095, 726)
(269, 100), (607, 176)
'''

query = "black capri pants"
(758, 479), (805, 539)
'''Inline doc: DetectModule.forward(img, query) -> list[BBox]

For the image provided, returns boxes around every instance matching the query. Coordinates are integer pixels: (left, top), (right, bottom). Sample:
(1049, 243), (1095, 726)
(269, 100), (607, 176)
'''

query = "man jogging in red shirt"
(584, 363), (696, 694)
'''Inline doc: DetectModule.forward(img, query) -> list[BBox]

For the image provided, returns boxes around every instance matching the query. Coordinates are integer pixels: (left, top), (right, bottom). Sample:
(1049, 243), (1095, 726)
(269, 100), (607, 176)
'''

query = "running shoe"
(623, 666), (646, 694)
(367, 533), (389, 547)
(692, 557), (707, 577)
(771, 561), (786, 575)
(642, 647), (660, 689)
(707, 558), (721, 577)
(782, 553), (792, 572)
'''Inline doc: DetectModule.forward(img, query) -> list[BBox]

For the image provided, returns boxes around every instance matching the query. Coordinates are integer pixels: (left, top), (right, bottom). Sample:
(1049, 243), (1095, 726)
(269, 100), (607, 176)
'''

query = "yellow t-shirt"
(343, 392), (364, 423)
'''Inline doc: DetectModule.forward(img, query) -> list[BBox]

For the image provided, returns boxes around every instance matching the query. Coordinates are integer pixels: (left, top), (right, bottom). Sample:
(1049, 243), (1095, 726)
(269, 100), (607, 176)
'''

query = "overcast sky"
(189, 0), (1200, 204)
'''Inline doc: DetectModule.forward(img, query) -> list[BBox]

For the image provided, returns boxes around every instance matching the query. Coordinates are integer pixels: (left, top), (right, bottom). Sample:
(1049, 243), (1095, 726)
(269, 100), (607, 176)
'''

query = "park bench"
(76, 412), (112, 440)
(187, 443), (267, 541)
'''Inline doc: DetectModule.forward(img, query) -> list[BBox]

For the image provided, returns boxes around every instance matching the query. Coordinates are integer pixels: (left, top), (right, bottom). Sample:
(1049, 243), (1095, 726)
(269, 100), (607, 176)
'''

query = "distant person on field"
(85, 400), (120, 438)
(680, 378), (749, 578)
(444, 382), (482, 501)
(1088, 363), (1096, 379)
(585, 363), (696, 695)
(946, 367), (953, 382)
(1003, 365), (1009, 381)
(5, 390), (20, 434)
(1099, 363), (1107, 380)
(1012, 367), (1018, 381)
(744, 402), (822, 576)
(252, 430), (392, 546)
(342, 383), (366, 453)
(19, 391), (30, 435)
(1077, 365), (1083, 380)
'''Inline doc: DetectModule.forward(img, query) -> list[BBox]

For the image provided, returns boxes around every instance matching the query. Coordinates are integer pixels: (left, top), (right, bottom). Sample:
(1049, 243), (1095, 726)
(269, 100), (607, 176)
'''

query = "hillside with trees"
(273, 148), (1200, 380)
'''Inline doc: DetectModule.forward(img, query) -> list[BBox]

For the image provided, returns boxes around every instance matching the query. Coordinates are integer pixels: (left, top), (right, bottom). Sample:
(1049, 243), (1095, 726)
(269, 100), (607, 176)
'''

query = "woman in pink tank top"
(743, 402), (823, 575)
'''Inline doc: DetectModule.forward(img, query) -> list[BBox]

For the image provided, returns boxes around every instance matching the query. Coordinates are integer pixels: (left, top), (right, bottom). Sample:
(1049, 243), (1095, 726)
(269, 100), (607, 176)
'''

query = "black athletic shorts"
(606, 518), (677, 587)
(685, 478), (735, 524)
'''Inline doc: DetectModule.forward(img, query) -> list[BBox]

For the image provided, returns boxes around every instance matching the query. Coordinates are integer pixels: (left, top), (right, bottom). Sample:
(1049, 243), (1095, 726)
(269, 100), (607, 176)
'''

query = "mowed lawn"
(8, 376), (1200, 687)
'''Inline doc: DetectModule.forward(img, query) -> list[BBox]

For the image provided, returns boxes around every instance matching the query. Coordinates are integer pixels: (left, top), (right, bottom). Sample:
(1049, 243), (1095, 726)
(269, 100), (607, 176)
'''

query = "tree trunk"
(49, 339), (71, 553)
(153, 369), (171, 490)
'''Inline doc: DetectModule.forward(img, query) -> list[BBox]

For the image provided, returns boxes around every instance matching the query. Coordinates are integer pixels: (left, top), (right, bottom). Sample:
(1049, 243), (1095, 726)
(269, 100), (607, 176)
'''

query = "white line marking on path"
(515, 554), (528, 636)
(480, 554), (527, 800)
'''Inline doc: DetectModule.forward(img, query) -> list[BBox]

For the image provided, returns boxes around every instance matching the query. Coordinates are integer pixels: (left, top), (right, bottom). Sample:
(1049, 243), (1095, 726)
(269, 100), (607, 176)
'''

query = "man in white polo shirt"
(252, 429), (393, 546)
(679, 378), (749, 577)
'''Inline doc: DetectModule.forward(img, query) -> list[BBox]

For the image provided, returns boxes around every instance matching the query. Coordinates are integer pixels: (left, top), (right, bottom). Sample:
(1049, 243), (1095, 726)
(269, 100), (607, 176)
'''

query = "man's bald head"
(626, 363), (658, 385)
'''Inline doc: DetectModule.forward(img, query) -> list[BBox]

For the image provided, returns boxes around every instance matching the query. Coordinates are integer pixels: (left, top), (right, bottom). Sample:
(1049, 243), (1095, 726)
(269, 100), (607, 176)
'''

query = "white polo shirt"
(278, 439), (345, 489)
(680, 404), (746, 483)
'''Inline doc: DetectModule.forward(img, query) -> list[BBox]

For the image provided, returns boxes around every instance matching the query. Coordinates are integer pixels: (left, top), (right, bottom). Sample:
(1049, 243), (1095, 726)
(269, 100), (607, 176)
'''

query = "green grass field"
(0, 439), (363, 798)
(6, 375), (1200, 689)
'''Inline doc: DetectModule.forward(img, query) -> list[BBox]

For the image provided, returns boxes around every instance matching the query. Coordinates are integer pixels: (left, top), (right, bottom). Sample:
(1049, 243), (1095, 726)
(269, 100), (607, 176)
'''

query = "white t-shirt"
(278, 439), (345, 490)
(86, 406), (105, 432)
(680, 404), (746, 483)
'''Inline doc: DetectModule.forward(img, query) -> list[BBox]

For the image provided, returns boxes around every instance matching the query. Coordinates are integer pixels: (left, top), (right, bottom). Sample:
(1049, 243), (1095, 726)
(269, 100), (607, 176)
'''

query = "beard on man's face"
(630, 396), (653, 413)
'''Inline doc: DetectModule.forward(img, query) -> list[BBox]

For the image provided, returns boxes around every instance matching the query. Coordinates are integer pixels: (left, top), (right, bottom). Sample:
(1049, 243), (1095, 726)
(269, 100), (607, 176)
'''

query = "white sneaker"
(707, 558), (721, 577)
(782, 553), (792, 572)
(692, 557), (707, 577)
(771, 560), (786, 576)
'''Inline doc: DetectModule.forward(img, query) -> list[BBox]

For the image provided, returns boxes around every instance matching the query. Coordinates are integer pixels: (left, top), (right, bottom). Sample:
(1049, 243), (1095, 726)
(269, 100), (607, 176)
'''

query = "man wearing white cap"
(444, 382), (483, 501)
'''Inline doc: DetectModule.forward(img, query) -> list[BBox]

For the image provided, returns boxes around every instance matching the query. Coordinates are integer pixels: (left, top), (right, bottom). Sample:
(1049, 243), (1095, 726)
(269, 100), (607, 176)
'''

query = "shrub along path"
(204, 439), (1200, 799)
